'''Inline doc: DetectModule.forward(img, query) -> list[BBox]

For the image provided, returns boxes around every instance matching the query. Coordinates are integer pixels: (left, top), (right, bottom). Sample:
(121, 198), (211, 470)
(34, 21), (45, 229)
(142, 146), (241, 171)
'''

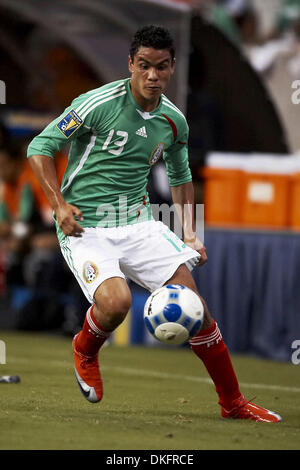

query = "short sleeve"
(163, 118), (192, 187)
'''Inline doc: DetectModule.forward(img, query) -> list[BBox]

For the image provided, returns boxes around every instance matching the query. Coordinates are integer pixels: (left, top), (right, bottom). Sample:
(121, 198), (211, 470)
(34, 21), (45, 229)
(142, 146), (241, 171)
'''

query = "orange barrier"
(202, 153), (299, 230)
(290, 169), (300, 231)
(201, 166), (243, 226)
(241, 172), (291, 229)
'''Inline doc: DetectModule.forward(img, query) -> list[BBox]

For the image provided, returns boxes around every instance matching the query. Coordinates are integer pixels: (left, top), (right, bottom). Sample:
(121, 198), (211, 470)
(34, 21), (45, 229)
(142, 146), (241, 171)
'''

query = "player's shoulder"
(84, 79), (126, 97)
(71, 79), (128, 119)
(160, 94), (188, 128)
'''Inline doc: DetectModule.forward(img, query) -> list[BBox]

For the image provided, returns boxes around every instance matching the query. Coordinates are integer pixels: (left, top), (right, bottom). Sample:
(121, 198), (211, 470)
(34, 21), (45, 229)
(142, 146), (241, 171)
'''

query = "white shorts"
(59, 220), (200, 303)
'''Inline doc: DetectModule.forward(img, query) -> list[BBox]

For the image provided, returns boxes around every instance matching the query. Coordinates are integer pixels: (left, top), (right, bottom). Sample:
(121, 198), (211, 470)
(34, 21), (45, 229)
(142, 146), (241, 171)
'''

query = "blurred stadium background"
(0, 0), (300, 364)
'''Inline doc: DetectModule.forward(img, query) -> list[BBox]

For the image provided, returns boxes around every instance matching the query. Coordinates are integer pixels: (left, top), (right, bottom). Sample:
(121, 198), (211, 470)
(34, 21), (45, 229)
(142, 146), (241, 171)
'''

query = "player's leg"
(93, 277), (132, 330)
(165, 264), (281, 422)
(121, 222), (243, 414)
(75, 276), (131, 359)
(59, 228), (132, 403)
(165, 264), (242, 406)
(73, 277), (131, 403)
(119, 220), (281, 422)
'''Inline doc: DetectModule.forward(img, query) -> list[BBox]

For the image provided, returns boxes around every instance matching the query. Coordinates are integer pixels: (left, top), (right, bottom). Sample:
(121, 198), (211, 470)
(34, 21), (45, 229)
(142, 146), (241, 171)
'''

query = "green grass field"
(0, 330), (299, 450)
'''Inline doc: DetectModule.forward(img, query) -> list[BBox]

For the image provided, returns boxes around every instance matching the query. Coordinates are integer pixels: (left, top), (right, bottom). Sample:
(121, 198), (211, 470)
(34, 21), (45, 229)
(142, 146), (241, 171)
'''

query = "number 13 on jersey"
(102, 129), (128, 156)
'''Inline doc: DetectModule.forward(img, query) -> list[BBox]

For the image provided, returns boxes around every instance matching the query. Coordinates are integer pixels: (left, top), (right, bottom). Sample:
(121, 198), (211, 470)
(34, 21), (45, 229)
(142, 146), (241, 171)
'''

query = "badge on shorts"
(83, 261), (99, 283)
(149, 142), (164, 166)
(56, 109), (83, 138)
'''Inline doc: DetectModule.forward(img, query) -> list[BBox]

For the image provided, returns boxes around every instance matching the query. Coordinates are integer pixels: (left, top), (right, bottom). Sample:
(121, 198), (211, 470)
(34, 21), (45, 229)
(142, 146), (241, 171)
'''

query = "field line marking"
(104, 366), (300, 394)
(7, 355), (300, 393)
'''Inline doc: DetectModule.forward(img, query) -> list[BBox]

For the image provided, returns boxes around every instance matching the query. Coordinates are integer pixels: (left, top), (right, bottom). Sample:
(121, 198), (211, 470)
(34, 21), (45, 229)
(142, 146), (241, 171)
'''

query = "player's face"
(128, 47), (175, 111)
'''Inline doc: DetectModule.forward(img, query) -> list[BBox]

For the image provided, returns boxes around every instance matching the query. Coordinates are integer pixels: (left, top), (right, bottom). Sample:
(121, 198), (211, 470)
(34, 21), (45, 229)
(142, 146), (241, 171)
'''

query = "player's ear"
(128, 55), (134, 73)
(170, 57), (176, 75)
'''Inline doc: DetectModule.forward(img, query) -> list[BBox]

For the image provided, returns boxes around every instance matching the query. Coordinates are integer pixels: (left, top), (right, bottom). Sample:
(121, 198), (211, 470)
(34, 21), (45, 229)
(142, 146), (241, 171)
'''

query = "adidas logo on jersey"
(136, 126), (147, 138)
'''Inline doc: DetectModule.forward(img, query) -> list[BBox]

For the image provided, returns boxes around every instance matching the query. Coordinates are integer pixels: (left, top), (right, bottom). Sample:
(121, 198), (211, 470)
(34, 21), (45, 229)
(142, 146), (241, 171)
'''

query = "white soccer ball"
(143, 284), (204, 345)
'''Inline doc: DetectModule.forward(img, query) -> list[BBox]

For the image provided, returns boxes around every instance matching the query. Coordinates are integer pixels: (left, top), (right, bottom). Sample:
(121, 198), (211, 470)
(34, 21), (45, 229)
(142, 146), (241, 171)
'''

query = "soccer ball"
(143, 284), (204, 345)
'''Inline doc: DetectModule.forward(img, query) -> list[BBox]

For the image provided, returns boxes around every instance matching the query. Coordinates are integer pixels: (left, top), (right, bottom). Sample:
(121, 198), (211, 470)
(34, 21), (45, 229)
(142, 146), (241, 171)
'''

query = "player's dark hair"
(129, 25), (175, 61)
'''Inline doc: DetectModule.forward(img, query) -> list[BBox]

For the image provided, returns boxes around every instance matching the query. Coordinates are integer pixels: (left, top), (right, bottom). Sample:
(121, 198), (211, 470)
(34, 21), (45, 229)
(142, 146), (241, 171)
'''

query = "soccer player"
(27, 25), (281, 422)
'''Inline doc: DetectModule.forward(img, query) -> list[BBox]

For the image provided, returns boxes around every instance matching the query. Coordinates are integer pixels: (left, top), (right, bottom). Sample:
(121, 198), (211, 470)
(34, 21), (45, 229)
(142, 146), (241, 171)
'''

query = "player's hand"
(184, 236), (208, 267)
(55, 202), (84, 237)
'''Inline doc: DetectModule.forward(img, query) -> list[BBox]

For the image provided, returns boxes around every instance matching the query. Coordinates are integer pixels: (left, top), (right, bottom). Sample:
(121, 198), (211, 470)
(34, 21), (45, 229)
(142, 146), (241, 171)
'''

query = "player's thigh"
(165, 263), (198, 293)
(59, 230), (124, 304)
(121, 220), (199, 292)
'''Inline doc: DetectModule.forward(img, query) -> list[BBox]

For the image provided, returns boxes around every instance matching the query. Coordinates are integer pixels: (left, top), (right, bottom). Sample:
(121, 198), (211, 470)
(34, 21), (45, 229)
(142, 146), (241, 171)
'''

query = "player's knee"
(97, 292), (131, 323)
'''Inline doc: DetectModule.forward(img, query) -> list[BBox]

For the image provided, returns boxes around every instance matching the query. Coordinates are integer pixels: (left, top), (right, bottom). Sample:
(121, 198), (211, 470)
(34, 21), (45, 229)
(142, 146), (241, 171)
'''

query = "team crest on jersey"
(149, 142), (164, 166)
(83, 261), (99, 283)
(56, 109), (83, 138)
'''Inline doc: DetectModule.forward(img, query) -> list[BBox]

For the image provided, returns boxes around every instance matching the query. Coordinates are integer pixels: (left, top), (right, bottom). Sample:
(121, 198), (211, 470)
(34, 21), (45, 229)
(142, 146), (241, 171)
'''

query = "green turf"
(0, 330), (299, 450)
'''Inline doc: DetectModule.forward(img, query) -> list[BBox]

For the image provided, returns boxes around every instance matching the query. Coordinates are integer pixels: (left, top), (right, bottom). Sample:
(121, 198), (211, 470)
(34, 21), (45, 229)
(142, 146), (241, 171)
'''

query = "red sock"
(189, 319), (242, 409)
(75, 304), (112, 357)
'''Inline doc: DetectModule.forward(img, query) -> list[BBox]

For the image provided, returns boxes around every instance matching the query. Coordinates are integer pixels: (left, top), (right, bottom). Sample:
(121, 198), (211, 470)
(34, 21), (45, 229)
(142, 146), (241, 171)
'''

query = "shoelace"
(231, 396), (257, 418)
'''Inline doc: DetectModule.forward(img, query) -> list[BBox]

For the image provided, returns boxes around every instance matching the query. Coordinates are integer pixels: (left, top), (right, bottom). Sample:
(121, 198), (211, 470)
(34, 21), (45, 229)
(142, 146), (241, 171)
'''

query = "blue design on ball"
(166, 284), (186, 290)
(181, 316), (192, 327)
(153, 313), (163, 326)
(163, 303), (182, 322)
(144, 317), (155, 335)
(169, 292), (179, 300)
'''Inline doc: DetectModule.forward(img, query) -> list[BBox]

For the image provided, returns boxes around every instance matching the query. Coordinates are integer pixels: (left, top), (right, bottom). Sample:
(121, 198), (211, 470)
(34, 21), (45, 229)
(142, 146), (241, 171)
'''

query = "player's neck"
(129, 83), (160, 112)
(141, 102), (159, 112)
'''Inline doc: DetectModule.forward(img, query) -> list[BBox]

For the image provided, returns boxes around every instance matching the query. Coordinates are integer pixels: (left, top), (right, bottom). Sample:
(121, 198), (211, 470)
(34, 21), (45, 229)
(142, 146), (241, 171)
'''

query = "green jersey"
(27, 78), (192, 231)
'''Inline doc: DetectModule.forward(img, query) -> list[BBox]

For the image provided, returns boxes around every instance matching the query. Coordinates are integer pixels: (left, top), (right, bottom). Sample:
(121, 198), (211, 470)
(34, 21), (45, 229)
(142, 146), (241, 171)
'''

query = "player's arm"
(170, 182), (207, 266)
(27, 103), (89, 237)
(163, 118), (207, 266)
(28, 154), (84, 237)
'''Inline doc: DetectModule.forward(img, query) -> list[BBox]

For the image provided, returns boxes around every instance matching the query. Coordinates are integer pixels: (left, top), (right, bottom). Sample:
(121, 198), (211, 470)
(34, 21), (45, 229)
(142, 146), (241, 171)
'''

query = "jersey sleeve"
(163, 118), (192, 187)
(27, 94), (96, 159)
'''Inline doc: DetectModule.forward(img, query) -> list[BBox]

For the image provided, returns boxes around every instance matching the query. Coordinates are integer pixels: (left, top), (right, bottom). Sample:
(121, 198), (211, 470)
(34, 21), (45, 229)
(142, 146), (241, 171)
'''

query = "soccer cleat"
(221, 395), (282, 422)
(72, 334), (103, 403)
